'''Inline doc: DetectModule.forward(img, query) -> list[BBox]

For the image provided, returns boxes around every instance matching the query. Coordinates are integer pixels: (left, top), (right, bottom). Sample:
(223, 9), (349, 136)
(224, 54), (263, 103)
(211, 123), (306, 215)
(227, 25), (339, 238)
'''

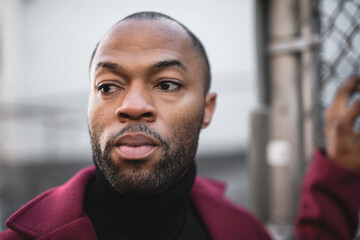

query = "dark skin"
(87, 18), (216, 192)
(325, 76), (360, 170)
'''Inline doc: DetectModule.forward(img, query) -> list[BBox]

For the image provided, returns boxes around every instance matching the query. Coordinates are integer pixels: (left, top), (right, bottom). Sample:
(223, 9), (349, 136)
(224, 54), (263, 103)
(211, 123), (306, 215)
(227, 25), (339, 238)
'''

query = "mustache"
(108, 124), (167, 146)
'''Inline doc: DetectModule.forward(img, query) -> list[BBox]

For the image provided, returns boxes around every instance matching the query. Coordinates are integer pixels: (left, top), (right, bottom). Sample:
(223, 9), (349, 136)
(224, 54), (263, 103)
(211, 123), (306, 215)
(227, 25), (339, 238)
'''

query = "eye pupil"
(102, 85), (110, 92)
(160, 82), (170, 90)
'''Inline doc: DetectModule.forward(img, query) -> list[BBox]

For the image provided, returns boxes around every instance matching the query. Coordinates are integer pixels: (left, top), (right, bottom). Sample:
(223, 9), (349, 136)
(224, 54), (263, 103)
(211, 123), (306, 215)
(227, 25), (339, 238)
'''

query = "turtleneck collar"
(83, 161), (196, 239)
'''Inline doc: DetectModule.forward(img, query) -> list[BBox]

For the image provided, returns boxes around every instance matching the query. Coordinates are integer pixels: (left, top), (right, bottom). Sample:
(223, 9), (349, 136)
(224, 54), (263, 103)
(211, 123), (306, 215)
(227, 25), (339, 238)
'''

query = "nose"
(115, 84), (156, 123)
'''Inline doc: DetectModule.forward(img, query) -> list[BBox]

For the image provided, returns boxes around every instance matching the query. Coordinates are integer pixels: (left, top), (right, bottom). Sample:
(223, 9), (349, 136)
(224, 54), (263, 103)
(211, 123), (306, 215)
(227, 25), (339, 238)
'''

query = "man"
(0, 12), (272, 239)
(1, 11), (360, 240)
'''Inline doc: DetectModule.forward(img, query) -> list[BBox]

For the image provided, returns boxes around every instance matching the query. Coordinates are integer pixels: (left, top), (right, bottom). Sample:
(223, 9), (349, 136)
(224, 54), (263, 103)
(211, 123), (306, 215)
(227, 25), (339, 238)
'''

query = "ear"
(201, 93), (217, 129)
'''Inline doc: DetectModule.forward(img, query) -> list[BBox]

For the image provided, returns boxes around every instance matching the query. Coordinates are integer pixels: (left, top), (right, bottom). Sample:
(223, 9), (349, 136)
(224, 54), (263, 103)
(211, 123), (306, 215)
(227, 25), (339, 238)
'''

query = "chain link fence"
(313, 0), (360, 145)
(313, 1), (360, 236)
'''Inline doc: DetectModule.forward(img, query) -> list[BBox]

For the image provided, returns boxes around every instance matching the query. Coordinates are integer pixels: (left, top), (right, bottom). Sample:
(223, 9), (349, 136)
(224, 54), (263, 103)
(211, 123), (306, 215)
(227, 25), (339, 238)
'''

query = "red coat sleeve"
(296, 149), (360, 240)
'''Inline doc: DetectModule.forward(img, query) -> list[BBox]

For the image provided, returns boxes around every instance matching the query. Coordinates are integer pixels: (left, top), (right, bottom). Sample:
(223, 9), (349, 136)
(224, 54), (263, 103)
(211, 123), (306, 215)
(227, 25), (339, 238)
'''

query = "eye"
(157, 81), (182, 91)
(97, 84), (121, 94)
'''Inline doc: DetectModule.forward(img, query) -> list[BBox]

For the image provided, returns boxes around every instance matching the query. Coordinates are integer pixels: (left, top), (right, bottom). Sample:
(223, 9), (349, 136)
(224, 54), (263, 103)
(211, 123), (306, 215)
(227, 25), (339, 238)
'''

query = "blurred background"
(0, 0), (359, 239)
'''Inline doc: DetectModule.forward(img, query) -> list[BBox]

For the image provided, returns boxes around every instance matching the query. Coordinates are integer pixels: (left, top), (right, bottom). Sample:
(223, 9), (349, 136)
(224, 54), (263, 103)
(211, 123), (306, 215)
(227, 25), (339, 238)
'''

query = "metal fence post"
(250, 0), (319, 239)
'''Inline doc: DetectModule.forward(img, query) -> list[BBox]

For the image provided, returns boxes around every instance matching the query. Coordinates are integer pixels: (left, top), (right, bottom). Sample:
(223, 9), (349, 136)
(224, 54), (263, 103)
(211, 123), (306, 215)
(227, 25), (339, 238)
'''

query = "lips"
(113, 133), (159, 160)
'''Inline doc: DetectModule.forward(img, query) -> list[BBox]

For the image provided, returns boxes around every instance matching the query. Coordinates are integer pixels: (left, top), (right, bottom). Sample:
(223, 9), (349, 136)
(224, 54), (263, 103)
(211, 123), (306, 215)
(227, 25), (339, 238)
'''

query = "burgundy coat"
(3, 150), (359, 239)
(0, 167), (271, 240)
(296, 150), (360, 240)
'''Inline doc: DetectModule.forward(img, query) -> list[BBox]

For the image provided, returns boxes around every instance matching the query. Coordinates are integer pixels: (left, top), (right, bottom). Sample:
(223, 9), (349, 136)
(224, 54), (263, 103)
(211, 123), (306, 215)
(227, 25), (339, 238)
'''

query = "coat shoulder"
(2, 166), (96, 240)
(191, 176), (272, 240)
(0, 229), (27, 240)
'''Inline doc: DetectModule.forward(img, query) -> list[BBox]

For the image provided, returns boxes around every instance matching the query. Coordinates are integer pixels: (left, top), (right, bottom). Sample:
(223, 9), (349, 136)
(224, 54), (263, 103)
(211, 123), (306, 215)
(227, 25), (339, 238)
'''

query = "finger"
(331, 76), (360, 115)
(341, 99), (360, 129)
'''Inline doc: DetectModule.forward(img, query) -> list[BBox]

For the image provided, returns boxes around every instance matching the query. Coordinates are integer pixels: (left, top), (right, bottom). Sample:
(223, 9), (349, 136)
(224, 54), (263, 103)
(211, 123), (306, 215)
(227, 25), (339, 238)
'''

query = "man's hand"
(325, 76), (360, 170)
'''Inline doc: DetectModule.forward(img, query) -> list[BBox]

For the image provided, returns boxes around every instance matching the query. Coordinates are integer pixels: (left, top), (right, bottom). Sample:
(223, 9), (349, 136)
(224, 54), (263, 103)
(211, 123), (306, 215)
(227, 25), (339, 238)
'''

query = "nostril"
(116, 107), (155, 122)
(119, 113), (130, 118)
(142, 112), (152, 118)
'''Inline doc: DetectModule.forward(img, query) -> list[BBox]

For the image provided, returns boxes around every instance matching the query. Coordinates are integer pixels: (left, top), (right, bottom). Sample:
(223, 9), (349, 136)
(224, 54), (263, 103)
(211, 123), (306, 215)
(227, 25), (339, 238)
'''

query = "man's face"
(88, 19), (216, 195)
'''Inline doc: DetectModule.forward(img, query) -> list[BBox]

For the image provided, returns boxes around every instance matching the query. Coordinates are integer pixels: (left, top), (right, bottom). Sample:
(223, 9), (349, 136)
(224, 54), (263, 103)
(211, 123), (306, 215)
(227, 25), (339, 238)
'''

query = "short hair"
(89, 11), (211, 93)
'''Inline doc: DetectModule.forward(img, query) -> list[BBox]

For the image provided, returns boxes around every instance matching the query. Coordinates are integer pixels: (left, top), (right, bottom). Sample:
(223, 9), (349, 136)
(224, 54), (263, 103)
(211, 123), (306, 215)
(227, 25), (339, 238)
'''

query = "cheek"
(163, 100), (204, 154)
(160, 95), (205, 132)
(180, 94), (205, 118)
(88, 97), (114, 150)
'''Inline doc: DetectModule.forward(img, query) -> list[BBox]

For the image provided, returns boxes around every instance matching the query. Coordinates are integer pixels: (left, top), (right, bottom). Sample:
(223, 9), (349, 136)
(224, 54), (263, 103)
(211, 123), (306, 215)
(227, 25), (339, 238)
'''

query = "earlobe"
(201, 93), (217, 129)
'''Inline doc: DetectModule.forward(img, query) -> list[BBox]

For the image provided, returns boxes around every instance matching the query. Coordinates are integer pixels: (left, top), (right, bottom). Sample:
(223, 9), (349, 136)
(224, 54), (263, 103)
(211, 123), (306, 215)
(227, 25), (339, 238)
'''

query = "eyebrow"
(150, 60), (187, 72)
(95, 62), (122, 72)
(94, 59), (187, 74)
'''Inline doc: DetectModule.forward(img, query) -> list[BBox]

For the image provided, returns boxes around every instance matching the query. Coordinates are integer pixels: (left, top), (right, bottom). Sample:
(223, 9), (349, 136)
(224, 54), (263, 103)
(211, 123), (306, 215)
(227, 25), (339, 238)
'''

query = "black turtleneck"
(83, 161), (210, 240)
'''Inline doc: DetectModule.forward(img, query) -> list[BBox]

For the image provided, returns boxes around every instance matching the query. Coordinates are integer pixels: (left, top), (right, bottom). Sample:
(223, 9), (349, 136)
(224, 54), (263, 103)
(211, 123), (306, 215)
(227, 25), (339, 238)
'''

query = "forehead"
(95, 19), (194, 61)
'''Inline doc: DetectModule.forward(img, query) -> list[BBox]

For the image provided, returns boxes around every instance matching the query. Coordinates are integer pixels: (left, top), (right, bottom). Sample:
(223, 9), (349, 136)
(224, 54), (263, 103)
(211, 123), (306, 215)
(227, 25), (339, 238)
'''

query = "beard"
(89, 121), (202, 196)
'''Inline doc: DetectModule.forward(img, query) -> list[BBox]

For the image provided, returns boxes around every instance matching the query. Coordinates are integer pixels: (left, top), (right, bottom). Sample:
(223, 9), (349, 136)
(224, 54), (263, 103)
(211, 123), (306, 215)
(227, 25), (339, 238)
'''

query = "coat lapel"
(6, 167), (97, 240)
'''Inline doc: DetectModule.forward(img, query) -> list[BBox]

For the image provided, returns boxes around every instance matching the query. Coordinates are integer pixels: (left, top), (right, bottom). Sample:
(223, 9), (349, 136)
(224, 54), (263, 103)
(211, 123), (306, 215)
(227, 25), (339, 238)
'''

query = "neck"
(84, 161), (196, 239)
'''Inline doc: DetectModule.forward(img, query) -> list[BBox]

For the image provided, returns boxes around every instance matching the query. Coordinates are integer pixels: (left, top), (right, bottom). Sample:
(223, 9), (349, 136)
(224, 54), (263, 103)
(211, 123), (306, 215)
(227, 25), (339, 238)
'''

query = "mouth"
(113, 133), (159, 160)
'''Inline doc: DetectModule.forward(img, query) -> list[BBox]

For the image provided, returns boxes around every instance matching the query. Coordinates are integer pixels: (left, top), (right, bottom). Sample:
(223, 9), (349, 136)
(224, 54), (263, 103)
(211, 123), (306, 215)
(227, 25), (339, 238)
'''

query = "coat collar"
(191, 177), (271, 240)
(6, 166), (98, 240)
(6, 166), (231, 240)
